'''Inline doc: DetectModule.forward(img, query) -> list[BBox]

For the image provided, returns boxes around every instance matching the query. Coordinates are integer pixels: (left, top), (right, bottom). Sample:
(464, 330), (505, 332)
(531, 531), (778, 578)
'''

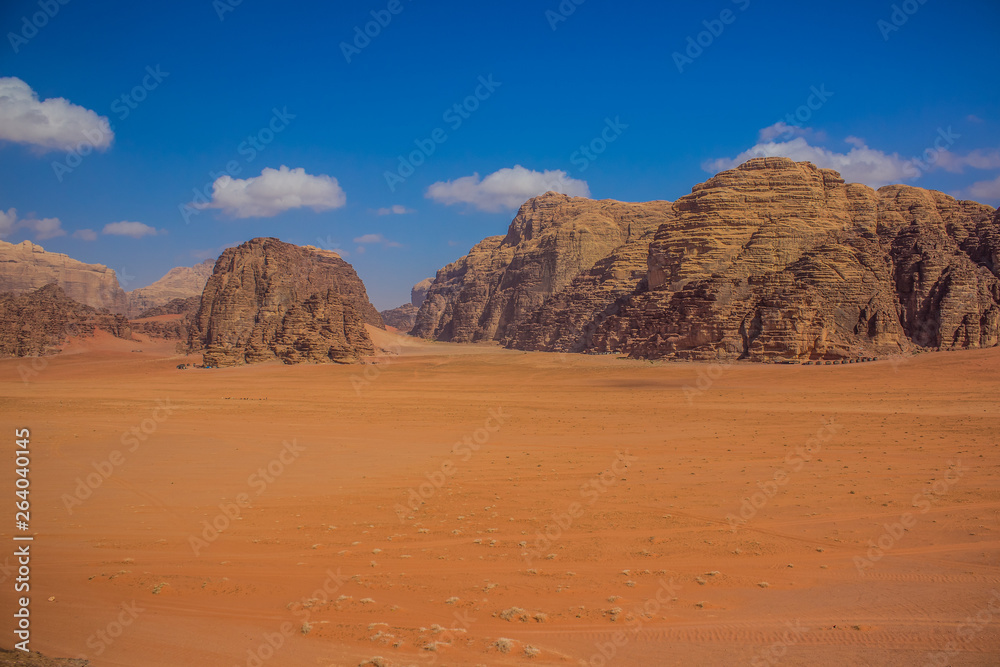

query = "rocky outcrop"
(411, 193), (673, 342)
(127, 260), (213, 316)
(0, 647), (89, 666)
(0, 239), (128, 313)
(188, 238), (381, 366)
(130, 297), (201, 341)
(380, 303), (418, 331)
(0, 284), (132, 357)
(411, 277), (434, 308)
(416, 159), (1000, 361)
(380, 278), (436, 332)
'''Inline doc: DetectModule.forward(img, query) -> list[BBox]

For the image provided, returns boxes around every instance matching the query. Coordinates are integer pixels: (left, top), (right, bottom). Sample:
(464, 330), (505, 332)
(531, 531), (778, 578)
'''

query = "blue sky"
(1, 0), (998, 310)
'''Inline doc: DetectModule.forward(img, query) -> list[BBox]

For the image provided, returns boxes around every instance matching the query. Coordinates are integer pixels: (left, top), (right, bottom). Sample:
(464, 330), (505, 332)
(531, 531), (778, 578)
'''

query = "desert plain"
(1, 327), (999, 666)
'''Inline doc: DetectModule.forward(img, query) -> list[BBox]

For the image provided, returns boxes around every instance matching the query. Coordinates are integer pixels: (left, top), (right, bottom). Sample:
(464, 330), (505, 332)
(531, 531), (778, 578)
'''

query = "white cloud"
(0, 208), (15, 238)
(376, 205), (414, 215)
(353, 233), (402, 248)
(0, 207), (65, 240)
(0, 77), (113, 153)
(426, 165), (591, 212)
(102, 221), (160, 238)
(934, 149), (1000, 174)
(703, 134), (919, 188)
(72, 229), (98, 241)
(22, 217), (66, 240)
(966, 174), (1000, 201)
(194, 165), (346, 219)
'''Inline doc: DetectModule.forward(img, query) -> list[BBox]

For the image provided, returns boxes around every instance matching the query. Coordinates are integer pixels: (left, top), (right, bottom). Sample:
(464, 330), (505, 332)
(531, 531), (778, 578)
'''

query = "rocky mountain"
(380, 303), (418, 331)
(188, 238), (382, 366)
(411, 193), (673, 342)
(0, 283), (132, 357)
(379, 277), (435, 332)
(413, 159), (1000, 361)
(129, 296), (202, 341)
(411, 277), (433, 307)
(127, 259), (213, 316)
(0, 239), (128, 313)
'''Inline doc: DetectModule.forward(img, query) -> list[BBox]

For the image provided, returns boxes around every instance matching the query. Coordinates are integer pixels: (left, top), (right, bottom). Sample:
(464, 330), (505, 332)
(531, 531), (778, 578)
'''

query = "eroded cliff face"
(188, 238), (381, 366)
(594, 158), (998, 360)
(0, 284), (132, 357)
(410, 192), (673, 342)
(415, 158), (999, 361)
(0, 240), (128, 313)
(127, 259), (213, 316)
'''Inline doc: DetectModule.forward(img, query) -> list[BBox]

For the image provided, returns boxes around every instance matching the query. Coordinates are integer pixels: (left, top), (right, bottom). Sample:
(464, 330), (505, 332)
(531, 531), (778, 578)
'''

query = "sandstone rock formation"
(0, 284), (132, 357)
(130, 297), (202, 341)
(188, 238), (382, 366)
(127, 259), (213, 316)
(411, 277), (434, 307)
(0, 239), (128, 313)
(380, 278), (436, 332)
(380, 303), (418, 331)
(0, 647), (89, 666)
(414, 159), (1000, 361)
(411, 193), (673, 342)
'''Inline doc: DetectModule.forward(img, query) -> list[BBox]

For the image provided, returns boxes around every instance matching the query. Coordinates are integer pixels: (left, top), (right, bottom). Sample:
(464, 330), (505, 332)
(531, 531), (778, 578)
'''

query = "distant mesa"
(0, 283), (132, 358)
(187, 237), (383, 366)
(413, 158), (1000, 361)
(380, 277), (435, 332)
(126, 259), (213, 317)
(411, 277), (434, 308)
(0, 239), (128, 314)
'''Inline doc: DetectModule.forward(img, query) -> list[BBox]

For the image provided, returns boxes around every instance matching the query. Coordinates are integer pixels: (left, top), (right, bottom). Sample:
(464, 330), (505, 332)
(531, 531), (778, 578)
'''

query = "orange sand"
(1, 329), (999, 666)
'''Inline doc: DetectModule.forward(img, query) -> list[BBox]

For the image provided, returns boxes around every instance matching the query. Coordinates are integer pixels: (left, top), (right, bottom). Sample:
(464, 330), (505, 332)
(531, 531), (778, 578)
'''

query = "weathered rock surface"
(593, 158), (999, 360)
(411, 277), (434, 308)
(411, 192), (673, 342)
(0, 284), (132, 357)
(380, 303), (418, 331)
(188, 238), (382, 366)
(0, 239), (128, 313)
(0, 647), (88, 666)
(415, 159), (1000, 361)
(127, 259), (213, 316)
(380, 278), (437, 332)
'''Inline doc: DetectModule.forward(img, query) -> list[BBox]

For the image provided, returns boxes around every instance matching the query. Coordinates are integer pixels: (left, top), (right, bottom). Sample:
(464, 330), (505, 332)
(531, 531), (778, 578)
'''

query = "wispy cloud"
(102, 221), (160, 238)
(376, 204), (414, 215)
(0, 207), (66, 240)
(426, 165), (590, 212)
(72, 228), (97, 241)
